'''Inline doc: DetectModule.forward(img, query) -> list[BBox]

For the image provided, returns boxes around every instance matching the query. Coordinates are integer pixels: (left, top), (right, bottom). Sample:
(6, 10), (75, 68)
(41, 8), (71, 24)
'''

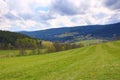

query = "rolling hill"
(19, 23), (120, 42)
(0, 40), (120, 80)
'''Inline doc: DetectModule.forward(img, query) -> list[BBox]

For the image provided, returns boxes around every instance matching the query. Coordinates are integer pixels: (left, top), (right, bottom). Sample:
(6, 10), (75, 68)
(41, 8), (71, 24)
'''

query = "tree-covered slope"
(0, 30), (33, 49)
(19, 23), (120, 42)
(0, 40), (120, 80)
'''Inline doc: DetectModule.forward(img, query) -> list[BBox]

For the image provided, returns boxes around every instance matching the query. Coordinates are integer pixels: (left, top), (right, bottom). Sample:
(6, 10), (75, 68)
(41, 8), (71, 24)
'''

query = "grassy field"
(0, 41), (120, 80)
(0, 50), (19, 57)
(0, 49), (47, 58)
(76, 39), (104, 46)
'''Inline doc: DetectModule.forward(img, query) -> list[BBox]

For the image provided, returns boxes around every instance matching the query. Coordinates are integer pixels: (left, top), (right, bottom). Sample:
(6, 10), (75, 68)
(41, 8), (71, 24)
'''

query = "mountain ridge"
(19, 22), (120, 42)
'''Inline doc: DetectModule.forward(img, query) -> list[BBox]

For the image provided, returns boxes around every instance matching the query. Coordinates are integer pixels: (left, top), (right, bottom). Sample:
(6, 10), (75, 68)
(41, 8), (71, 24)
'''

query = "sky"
(0, 0), (120, 31)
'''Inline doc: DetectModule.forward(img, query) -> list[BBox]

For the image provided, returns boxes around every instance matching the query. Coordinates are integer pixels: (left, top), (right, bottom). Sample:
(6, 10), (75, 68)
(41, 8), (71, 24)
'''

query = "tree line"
(0, 37), (84, 56)
(16, 38), (84, 56)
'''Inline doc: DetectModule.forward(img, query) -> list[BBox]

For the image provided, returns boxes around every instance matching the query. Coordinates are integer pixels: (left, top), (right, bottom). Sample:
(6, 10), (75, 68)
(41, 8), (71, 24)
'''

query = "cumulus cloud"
(0, 0), (9, 16)
(0, 0), (120, 31)
(50, 0), (90, 15)
(104, 0), (120, 10)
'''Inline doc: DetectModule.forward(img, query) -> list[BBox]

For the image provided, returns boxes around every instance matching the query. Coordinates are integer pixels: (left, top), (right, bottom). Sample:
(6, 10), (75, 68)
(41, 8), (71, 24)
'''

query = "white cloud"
(0, 0), (9, 16)
(48, 16), (76, 28)
(0, 0), (120, 31)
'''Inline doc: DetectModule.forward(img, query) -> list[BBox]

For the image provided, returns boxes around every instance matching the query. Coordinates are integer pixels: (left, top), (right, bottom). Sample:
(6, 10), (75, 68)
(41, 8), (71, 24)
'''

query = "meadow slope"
(0, 41), (120, 80)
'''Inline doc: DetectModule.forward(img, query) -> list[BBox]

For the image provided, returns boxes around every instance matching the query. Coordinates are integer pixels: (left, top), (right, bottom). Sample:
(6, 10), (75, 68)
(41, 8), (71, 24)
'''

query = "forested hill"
(19, 22), (120, 42)
(0, 30), (81, 52)
(0, 30), (34, 49)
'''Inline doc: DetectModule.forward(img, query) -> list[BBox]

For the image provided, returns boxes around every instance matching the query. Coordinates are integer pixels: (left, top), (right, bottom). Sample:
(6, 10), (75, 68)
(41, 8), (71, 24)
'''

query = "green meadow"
(75, 39), (104, 46)
(0, 41), (120, 80)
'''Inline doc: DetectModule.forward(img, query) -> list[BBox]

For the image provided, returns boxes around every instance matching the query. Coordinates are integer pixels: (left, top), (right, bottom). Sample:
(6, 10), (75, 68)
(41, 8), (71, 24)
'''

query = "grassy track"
(0, 41), (120, 80)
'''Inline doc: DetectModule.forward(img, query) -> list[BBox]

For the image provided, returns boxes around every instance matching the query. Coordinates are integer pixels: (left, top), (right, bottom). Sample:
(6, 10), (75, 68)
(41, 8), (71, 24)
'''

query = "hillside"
(0, 30), (34, 49)
(0, 40), (120, 80)
(19, 23), (120, 42)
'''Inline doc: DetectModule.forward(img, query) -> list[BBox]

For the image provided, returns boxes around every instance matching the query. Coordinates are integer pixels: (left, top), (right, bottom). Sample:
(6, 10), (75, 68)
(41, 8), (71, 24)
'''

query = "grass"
(0, 41), (120, 80)
(0, 50), (19, 57)
(0, 49), (47, 58)
(76, 39), (104, 46)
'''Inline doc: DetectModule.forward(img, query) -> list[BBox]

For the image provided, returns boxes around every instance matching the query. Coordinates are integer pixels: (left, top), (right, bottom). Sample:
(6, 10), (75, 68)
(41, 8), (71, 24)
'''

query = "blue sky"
(0, 0), (120, 31)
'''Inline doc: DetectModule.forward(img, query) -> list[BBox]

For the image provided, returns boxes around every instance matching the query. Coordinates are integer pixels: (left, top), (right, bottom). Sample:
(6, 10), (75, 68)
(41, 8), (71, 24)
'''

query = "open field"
(75, 39), (104, 46)
(0, 41), (120, 80)
(0, 49), (47, 58)
(0, 50), (19, 58)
